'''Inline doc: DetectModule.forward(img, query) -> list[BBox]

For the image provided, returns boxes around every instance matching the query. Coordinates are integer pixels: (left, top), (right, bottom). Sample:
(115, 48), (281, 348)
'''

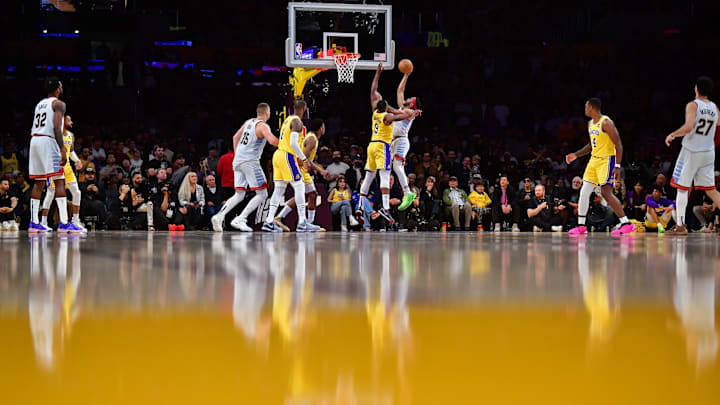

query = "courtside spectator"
(443, 176), (472, 231)
(491, 175), (520, 232)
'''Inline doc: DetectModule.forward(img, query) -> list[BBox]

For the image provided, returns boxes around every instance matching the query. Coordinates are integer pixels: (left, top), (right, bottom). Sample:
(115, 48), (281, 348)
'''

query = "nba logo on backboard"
(295, 43), (302, 59)
(374, 52), (386, 61)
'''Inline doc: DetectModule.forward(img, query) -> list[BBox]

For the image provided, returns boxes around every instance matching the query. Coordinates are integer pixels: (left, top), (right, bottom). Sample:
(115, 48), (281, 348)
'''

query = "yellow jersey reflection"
(577, 241), (621, 351)
(28, 234), (82, 372)
(672, 239), (718, 372)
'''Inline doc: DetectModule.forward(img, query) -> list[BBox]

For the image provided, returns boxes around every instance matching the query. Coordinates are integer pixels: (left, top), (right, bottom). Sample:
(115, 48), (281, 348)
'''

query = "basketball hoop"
(333, 53), (360, 83)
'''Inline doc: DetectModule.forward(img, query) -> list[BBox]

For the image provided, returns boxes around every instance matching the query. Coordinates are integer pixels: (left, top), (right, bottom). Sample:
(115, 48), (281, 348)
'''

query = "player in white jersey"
(665, 76), (720, 235)
(393, 72), (421, 211)
(211, 103), (279, 232)
(28, 77), (82, 233)
(40, 115), (87, 233)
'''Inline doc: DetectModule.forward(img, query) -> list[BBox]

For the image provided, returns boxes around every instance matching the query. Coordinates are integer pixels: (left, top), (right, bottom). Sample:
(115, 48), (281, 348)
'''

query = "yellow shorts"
(583, 155), (616, 186)
(272, 150), (303, 183)
(365, 141), (391, 172)
(50, 164), (76, 188)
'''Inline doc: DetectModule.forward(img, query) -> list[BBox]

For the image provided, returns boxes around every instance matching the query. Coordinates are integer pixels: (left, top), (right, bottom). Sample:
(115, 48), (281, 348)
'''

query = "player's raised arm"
(257, 122), (279, 146)
(397, 73), (409, 108)
(666, 101), (699, 146)
(602, 118), (623, 165)
(371, 63), (383, 110)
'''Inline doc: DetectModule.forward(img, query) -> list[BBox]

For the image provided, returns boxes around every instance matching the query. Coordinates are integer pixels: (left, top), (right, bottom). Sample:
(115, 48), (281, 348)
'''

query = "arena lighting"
(88, 66), (104, 72)
(7, 66), (16, 72)
(235, 70), (244, 76)
(151, 62), (179, 69)
(154, 40), (192, 46)
(41, 32), (79, 38)
(261, 65), (287, 72)
(145, 61), (194, 69)
(75, 30), (79, 34)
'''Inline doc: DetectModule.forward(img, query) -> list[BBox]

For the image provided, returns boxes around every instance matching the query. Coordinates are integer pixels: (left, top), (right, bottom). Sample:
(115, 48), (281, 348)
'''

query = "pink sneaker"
(568, 226), (588, 235)
(611, 223), (636, 236)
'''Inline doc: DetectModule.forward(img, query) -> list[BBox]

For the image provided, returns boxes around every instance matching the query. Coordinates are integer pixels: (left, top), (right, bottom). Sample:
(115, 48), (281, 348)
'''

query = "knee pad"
(379, 170), (391, 189)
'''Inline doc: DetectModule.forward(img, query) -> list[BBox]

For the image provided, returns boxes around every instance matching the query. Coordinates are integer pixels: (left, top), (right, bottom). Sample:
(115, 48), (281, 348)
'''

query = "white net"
(333, 53), (360, 83)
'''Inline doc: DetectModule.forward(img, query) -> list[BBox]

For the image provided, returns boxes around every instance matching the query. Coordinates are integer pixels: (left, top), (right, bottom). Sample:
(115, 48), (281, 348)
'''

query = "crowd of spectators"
(2, 116), (720, 233)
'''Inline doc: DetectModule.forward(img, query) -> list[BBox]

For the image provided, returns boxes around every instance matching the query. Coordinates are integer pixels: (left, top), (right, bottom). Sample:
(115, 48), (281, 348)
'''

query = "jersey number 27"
(696, 119), (715, 136)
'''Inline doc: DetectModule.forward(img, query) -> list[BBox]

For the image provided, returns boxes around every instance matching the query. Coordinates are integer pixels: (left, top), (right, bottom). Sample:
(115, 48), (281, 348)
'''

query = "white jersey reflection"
(672, 239), (718, 372)
(28, 235), (82, 371)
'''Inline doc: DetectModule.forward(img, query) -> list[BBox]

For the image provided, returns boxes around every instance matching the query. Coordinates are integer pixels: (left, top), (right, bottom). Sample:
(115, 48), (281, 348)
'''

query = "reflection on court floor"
(0, 232), (718, 404)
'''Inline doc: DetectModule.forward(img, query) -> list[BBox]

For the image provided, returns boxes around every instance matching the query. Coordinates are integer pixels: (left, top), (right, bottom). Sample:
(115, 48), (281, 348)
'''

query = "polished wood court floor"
(0, 231), (718, 404)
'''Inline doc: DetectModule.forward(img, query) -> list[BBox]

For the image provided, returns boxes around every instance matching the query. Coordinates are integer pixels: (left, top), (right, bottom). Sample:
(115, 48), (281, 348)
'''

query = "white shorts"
(29, 136), (63, 180)
(670, 147), (716, 191)
(233, 160), (267, 192)
(391, 137), (410, 162)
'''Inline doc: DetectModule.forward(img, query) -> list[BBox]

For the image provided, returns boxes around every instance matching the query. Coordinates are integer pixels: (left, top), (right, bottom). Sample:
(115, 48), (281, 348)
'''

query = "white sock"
(578, 216), (586, 225)
(359, 195), (367, 209)
(56, 197), (69, 224)
(279, 205), (293, 219)
(41, 214), (48, 227)
(31, 198), (40, 224)
(308, 209), (316, 224)
(240, 190), (268, 221)
(619, 216), (629, 224)
(265, 183), (287, 224)
(676, 189), (688, 226)
(72, 212), (81, 223)
(217, 190), (246, 219)
(382, 193), (390, 210)
(292, 181), (307, 223)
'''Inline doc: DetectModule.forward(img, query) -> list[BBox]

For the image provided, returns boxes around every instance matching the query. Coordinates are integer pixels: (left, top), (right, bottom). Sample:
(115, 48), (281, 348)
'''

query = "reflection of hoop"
(333, 53), (361, 83)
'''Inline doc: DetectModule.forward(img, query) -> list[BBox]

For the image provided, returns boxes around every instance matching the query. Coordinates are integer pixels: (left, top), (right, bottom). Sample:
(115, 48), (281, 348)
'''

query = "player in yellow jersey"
(357, 65), (418, 227)
(274, 118), (329, 231)
(566, 98), (635, 236)
(263, 100), (321, 232)
(40, 114), (87, 232)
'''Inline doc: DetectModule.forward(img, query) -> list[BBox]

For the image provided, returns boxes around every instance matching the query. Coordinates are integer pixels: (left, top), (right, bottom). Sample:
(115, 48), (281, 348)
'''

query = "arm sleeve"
(70, 151), (80, 162)
(290, 132), (307, 161)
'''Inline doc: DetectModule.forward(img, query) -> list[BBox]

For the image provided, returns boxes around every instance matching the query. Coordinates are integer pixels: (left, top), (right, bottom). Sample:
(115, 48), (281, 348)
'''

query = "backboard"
(286, 2), (394, 71)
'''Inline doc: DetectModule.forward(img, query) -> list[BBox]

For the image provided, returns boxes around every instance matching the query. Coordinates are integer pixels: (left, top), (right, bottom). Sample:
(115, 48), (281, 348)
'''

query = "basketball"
(399, 59), (413, 74)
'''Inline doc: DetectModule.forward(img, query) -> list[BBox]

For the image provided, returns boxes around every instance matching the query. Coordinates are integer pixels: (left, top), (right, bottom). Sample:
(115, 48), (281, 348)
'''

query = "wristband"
(614, 164), (621, 168)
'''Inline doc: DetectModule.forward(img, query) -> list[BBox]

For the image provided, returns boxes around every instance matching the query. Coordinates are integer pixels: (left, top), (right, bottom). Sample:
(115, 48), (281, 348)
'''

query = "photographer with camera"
(526, 184), (564, 232)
